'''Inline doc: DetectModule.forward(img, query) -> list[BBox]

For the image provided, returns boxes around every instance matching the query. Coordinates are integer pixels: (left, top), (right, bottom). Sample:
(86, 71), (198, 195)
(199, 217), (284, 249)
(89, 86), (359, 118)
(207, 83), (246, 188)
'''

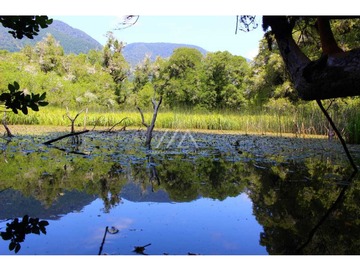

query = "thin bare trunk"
(65, 107), (84, 133)
(2, 112), (13, 137)
(137, 96), (163, 149)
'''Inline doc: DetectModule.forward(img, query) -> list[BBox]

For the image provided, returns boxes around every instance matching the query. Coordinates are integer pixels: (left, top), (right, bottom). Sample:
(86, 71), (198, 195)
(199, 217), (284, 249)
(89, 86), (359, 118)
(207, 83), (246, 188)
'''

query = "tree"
(200, 51), (250, 109)
(160, 47), (203, 108)
(102, 32), (130, 104)
(35, 33), (65, 73)
(257, 16), (360, 101)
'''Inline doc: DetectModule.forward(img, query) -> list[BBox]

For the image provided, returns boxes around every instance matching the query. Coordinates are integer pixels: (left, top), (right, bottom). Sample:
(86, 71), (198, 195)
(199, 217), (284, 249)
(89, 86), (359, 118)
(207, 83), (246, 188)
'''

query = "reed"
(4, 103), (359, 141)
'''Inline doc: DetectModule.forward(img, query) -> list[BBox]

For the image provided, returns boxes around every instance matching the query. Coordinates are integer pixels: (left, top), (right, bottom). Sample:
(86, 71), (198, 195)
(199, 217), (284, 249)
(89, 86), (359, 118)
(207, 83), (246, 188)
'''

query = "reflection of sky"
(0, 193), (267, 255)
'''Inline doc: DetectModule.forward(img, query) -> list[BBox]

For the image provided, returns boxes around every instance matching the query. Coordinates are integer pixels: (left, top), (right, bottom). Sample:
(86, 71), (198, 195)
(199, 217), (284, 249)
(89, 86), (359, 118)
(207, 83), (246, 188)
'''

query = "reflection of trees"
(247, 156), (360, 254)
(4, 134), (360, 254)
(0, 142), (128, 212)
(153, 153), (249, 202)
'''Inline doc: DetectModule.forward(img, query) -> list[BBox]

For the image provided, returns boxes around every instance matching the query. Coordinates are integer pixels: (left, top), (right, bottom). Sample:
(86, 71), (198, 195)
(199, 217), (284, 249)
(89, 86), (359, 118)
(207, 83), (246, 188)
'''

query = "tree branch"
(43, 130), (89, 145)
(137, 106), (149, 128)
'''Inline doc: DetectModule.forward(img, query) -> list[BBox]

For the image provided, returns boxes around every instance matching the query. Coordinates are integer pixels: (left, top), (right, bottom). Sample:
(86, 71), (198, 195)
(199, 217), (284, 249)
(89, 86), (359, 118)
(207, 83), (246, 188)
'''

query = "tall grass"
(4, 101), (360, 143)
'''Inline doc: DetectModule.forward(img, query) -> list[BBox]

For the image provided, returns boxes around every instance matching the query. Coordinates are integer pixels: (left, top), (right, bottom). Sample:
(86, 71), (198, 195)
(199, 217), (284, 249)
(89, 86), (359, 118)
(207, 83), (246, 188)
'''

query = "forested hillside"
(123, 42), (207, 67)
(0, 20), (103, 54)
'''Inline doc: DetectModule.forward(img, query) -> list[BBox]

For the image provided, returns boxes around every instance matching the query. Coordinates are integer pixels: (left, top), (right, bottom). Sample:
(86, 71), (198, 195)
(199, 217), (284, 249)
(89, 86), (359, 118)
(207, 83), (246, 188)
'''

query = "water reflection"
(0, 131), (360, 254)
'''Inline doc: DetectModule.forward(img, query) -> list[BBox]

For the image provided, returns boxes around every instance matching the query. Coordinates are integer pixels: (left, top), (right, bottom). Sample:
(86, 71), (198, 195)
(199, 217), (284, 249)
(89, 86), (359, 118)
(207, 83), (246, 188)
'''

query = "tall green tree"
(159, 47), (203, 108)
(102, 32), (130, 104)
(200, 51), (250, 110)
(35, 33), (64, 74)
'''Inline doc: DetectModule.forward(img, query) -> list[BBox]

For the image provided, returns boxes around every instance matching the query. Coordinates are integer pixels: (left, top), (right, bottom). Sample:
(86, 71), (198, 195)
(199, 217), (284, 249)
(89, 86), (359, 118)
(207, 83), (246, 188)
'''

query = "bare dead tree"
(64, 107), (85, 133)
(2, 111), (13, 137)
(137, 96), (163, 149)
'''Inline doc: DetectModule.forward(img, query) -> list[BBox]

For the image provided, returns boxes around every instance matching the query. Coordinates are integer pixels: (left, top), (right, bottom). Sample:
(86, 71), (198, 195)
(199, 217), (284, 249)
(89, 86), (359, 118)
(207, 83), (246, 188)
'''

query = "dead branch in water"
(107, 117), (129, 132)
(137, 96), (162, 149)
(43, 130), (89, 145)
(64, 107), (85, 133)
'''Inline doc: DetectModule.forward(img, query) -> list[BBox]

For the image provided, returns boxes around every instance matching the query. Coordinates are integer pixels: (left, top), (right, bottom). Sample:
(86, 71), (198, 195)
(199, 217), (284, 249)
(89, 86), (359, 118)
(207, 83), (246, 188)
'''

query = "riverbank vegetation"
(1, 18), (360, 142)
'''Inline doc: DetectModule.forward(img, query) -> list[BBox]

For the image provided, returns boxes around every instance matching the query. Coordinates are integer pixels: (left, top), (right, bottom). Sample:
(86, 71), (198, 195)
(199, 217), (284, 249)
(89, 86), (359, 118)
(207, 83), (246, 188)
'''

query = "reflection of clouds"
(91, 218), (134, 243)
(211, 232), (239, 251)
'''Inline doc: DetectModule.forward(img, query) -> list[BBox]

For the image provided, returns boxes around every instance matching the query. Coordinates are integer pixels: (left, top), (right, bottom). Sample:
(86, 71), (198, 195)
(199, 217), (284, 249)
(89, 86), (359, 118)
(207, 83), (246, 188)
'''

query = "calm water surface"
(1, 130), (359, 255)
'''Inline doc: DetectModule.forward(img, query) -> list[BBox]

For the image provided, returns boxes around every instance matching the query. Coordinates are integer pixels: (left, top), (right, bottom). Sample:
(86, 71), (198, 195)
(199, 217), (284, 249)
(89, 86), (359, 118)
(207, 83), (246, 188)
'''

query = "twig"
(316, 99), (358, 173)
(107, 117), (129, 132)
(43, 130), (89, 145)
(98, 226), (108, 255)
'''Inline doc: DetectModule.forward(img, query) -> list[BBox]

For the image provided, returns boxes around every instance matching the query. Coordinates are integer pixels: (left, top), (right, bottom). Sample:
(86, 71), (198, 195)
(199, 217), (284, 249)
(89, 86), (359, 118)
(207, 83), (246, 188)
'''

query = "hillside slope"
(123, 42), (208, 67)
(0, 20), (103, 54)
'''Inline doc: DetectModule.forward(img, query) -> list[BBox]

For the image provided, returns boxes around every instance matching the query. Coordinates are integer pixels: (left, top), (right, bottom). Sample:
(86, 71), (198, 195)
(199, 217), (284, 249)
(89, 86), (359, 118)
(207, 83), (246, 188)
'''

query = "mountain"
(122, 42), (208, 67)
(0, 20), (103, 54)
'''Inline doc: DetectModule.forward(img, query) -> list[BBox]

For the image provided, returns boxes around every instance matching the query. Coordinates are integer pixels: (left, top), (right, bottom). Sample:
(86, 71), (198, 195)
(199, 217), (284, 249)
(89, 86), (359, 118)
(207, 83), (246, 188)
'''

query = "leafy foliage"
(0, 215), (49, 253)
(0, 81), (48, 114)
(0, 16), (53, 39)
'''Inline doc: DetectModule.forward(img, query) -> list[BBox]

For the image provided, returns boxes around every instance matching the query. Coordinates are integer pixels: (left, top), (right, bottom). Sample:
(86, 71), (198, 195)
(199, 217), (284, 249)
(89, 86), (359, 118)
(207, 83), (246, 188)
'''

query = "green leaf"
(9, 241), (16, 251)
(8, 83), (15, 93)
(39, 227), (47, 235)
(22, 215), (29, 223)
(38, 101), (49, 107)
(39, 220), (49, 227)
(32, 227), (40, 235)
(21, 106), (28, 115)
(14, 243), (21, 253)
(39, 92), (47, 100)
(30, 104), (39, 111)
(0, 93), (11, 101)
(13, 81), (20, 90)
(0, 232), (12, 240)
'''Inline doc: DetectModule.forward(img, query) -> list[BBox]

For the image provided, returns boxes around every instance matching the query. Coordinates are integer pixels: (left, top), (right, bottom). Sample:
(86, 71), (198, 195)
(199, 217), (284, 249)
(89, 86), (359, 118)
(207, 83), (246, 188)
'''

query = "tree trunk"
(263, 16), (360, 101)
(137, 96), (163, 149)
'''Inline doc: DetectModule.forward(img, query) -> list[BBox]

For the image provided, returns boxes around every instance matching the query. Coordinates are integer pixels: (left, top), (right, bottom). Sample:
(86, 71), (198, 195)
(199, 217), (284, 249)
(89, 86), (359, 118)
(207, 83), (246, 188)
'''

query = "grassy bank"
(2, 105), (327, 136)
(3, 102), (360, 142)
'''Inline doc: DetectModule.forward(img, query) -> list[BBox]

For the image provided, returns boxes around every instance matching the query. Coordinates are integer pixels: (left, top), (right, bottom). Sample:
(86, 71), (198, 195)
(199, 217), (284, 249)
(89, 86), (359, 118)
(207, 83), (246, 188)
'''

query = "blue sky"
(51, 15), (265, 59)
(3, 0), (346, 60)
